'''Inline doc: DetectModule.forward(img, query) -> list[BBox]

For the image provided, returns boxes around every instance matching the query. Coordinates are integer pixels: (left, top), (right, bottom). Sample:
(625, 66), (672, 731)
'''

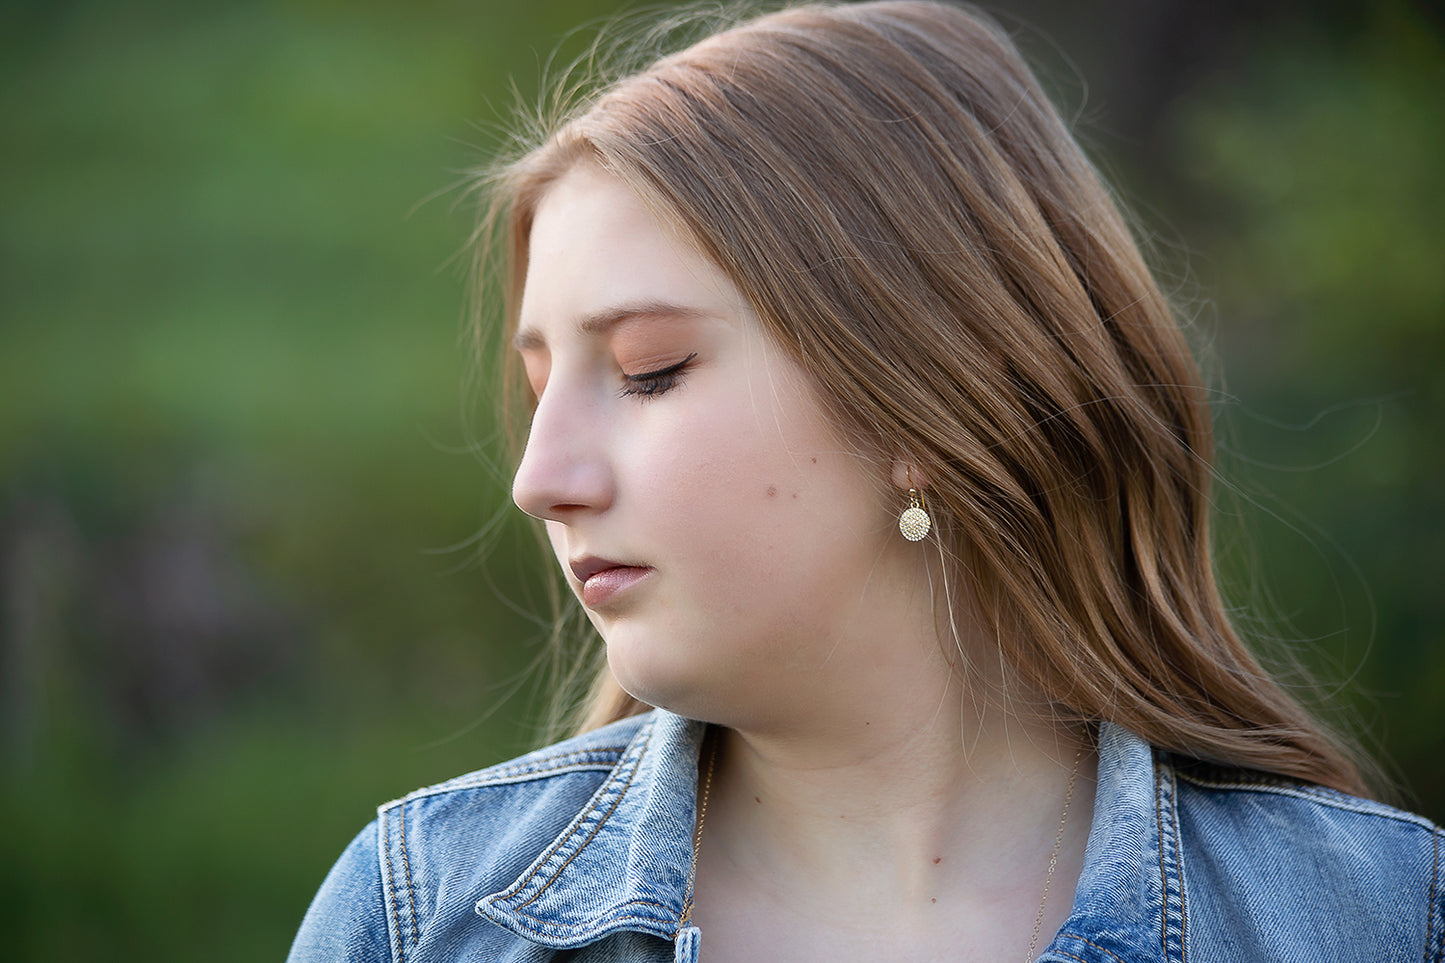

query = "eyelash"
(619, 352), (697, 400)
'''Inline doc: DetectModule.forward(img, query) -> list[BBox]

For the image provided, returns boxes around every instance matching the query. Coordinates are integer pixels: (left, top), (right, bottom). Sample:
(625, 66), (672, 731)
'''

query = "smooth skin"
(512, 163), (1095, 962)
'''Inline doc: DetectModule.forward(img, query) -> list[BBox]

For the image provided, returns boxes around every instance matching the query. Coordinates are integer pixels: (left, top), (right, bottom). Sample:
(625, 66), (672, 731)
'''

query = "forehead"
(527, 164), (657, 259)
(517, 165), (749, 341)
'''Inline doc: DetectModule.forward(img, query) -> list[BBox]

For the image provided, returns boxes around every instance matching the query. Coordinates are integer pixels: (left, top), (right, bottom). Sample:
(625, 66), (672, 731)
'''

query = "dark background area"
(2, 0), (1441, 958)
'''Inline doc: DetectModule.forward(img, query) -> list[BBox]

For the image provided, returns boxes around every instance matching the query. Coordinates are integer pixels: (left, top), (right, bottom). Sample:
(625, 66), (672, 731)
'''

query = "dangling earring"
(898, 487), (931, 542)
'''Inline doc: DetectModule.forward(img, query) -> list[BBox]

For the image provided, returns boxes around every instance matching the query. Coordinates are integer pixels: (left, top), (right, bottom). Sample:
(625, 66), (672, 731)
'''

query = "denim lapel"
(1043, 721), (1181, 962)
(476, 711), (706, 950)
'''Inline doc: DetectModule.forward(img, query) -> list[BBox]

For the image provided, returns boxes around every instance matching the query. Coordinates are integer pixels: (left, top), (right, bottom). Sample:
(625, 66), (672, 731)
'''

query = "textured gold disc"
(899, 506), (931, 541)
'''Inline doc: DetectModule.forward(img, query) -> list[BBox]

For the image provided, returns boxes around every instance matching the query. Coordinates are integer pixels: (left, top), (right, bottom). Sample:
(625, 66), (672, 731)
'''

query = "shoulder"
(1164, 755), (1444, 961)
(1167, 755), (1440, 870)
(383, 711), (648, 821)
(376, 712), (650, 878)
(287, 821), (392, 963)
(286, 712), (655, 963)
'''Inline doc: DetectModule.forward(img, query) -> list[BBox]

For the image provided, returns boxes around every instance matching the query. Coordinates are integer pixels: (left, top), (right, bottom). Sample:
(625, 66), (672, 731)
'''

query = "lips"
(569, 555), (652, 609)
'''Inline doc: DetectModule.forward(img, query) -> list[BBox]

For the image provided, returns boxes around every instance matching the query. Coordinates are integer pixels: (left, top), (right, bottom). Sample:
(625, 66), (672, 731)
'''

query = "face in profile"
(511, 164), (932, 725)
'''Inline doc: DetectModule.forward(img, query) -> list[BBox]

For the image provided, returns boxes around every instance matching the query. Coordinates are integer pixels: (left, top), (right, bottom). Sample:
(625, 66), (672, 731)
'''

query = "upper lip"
(569, 555), (640, 583)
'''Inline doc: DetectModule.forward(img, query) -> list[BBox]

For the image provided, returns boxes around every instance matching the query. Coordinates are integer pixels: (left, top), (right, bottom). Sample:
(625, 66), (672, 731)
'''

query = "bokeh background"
(2, 0), (1441, 958)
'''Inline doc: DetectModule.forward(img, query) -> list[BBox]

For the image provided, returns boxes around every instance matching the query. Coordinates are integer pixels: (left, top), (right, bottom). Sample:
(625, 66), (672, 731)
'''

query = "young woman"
(289, 3), (1442, 961)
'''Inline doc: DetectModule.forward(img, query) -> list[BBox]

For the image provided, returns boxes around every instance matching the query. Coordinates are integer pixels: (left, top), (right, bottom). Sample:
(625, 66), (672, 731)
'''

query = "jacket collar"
(1044, 721), (1180, 963)
(478, 713), (1181, 961)
(476, 711), (706, 948)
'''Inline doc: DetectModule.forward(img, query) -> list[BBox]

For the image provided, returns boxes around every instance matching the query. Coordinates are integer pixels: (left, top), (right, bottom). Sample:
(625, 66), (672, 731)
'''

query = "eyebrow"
(512, 299), (714, 352)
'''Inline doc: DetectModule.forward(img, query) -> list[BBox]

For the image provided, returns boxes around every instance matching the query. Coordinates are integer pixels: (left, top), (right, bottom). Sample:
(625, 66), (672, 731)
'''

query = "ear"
(890, 459), (928, 491)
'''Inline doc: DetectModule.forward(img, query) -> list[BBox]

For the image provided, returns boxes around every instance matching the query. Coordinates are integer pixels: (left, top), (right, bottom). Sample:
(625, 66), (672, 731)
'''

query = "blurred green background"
(1, 0), (1440, 958)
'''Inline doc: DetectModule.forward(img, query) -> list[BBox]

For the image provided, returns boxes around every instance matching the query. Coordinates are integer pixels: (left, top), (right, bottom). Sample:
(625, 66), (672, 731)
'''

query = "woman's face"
(512, 164), (929, 725)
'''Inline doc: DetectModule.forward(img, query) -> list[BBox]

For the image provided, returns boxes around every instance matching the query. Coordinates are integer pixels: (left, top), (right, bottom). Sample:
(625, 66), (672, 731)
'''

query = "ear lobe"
(891, 460), (928, 491)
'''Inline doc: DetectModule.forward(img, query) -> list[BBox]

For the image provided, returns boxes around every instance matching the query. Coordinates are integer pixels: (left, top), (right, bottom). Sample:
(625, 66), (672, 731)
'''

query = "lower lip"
(581, 566), (652, 609)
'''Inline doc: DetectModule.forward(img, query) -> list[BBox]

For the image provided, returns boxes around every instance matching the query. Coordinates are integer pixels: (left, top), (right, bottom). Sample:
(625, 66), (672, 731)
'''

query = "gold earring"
(898, 487), (931, 541)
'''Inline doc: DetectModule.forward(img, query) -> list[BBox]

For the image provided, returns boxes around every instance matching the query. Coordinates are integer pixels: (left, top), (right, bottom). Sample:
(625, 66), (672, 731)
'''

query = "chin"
(604, 636), (724, 721)
(605, 645), (686, 712)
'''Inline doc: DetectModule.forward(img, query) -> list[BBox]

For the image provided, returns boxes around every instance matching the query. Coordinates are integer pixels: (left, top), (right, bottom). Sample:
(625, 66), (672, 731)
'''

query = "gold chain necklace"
(679, 731), (1084, 963)
(679, 728), (718, 927)
(1025, 746), (1083, 962)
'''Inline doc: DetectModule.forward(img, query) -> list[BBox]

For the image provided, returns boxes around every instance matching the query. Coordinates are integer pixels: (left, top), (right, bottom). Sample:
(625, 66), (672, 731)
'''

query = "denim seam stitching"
(1054, 934), (1132, 963)
(1426, 828), (1440, 963)
(396, 804), (420, 951)
(1155, 760), (1169, 961)
(474, 749), (628, 783)
(488, 718), (655, 917)
(1174, 772), (1436, 828)
(387, 751), (627, 805)
(1170, 764), (1189, 963)
(421, 763), (617, 794)
(514, 728), (650, 911)
(380, 810), (406, 963)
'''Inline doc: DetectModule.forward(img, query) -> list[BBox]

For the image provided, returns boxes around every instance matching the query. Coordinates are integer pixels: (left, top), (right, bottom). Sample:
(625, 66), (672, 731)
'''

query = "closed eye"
(620, 352), (697, 400)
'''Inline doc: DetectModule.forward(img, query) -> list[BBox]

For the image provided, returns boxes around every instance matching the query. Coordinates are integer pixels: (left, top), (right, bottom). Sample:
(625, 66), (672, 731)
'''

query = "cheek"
(652, 402), (802, 508)
(647, 407), (840, 577)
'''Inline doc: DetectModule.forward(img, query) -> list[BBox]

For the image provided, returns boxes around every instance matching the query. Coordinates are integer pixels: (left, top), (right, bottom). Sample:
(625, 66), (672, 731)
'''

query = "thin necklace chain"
(680, 728), (718, 926)
(1026, 746), (1084, 962)
(679, 731), (1085, 962)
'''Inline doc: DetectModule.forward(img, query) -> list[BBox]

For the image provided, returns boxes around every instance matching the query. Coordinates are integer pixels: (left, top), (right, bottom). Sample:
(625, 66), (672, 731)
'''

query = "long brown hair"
(477, 0), (1370, 795)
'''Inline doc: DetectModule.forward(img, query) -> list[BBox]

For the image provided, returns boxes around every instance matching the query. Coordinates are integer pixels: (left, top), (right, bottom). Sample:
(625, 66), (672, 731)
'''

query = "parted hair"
(479, 1), (1369, 795)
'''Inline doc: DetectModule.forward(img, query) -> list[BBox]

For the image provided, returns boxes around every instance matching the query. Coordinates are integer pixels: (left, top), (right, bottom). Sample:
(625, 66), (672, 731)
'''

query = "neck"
(715, 697), (1091, 889)
(690, 686), (1097, 962)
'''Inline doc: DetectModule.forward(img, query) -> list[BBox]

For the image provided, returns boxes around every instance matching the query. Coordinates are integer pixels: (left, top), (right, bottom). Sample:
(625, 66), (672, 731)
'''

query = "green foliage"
(1169, 4), (1445, 806)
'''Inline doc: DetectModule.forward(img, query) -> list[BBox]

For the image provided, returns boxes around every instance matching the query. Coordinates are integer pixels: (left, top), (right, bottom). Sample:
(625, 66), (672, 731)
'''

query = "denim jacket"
(288, 710), (1444, 962)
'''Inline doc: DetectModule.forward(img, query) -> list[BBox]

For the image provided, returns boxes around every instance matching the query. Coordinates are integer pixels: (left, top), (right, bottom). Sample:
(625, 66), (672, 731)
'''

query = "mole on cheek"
(766, 485), (778, 498)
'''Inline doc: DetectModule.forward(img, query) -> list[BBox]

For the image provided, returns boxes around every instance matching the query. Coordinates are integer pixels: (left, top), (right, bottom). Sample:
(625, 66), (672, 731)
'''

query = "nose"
(511, 384), (615, 522)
